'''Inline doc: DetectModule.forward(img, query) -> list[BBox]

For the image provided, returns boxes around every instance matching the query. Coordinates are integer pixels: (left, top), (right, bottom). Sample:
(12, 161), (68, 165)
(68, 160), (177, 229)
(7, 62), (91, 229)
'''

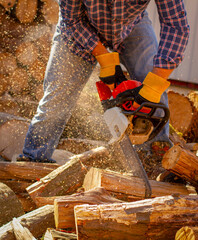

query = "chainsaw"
(96, 79), (170, 197)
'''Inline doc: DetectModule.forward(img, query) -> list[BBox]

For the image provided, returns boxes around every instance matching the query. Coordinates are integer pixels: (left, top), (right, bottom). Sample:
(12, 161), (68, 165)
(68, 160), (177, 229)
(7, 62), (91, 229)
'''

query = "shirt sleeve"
(59, 0), (99, 60)
(154, 0), (190, 69)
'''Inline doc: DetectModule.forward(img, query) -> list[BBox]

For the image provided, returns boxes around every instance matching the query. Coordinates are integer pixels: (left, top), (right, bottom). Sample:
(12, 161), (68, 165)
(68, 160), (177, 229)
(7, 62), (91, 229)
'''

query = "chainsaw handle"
(122, 102), (170, 141)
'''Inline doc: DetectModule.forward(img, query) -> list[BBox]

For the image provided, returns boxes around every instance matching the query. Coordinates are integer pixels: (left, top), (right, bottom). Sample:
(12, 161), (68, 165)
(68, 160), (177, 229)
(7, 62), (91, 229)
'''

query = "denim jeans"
(21, 12), (169, 161)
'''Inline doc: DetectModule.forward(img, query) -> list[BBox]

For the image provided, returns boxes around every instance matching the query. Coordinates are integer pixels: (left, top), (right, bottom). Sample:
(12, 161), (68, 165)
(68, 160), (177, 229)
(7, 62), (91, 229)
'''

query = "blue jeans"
(21, 12), (169, 161)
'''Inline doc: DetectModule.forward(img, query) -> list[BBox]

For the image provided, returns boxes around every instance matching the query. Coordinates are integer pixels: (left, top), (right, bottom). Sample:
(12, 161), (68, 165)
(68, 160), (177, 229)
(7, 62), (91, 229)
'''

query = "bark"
(0, 52), (17, 75)
(75, 195), (198, 240)
(54, 187), (123, 229)
(41, 0), (59, 25)
(0, 0), (16, 10)
(15, 0), (38, 23)
(0, 205), (54, 240)
(0, 182), (24, 227)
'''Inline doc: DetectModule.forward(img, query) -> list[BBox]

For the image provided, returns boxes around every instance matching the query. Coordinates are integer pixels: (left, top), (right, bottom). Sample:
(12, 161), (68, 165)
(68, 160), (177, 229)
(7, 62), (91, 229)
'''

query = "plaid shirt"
(59, 0), (189, 69)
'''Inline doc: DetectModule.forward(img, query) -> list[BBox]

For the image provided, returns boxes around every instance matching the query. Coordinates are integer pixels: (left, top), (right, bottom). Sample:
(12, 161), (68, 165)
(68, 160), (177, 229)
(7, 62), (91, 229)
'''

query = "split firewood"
(175, 226), (198, 240)
(0, 162), (59, 180)
(16, 193), (37, 212)
(0, 0), (16, 10)
(0, 205), (55, 240)
(0, 182), (24, 227)
(15, 41), (39, 66)
(168, 91), (198, 142)
(162, 145), (198, 188)
(8, 67), (30, 94)
(15, 0), (38, 24)
(54, 187), (123, 229)
(0, 52), (17, 75)
(74, 195), (198, 240)
(11, 217), (36, 240)
(188, 91), (198, 110)
(26, 147), (111, 202)
(41, 0), (59, 25)
(83, 168), (195, 201)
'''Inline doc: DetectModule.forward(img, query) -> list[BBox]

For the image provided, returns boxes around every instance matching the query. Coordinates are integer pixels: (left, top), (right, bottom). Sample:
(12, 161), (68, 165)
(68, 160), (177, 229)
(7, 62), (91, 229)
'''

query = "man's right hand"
(96, 52), (127, 90)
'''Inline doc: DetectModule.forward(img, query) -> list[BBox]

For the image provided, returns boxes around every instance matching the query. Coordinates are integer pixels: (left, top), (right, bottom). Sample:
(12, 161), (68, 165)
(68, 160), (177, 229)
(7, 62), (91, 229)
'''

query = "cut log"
(0, 52), (17, 75)
(54, 187), (123, 229)
(0, 0), (16, 10)
(9, 67), (30, 94)
(41, 0), (59, 25)
(0, 74), (9, 96)
(0, 117), (30, 161)
(15, 0), (38, 23)
(162, 145), (198, 188)
(188, 91), (198, 110)
(0, 94), (20, 116)
(0, 162), (59, 180)
(16, 193), (37, 213)
(0, 205), (54, 240)
(83, 168), (195, 201)
(28, 59), (46, 82)
(0, 182), (24, 227)
(168, 91), (198, 142)
(74, 195), (198, 240)
(15, 41), (39, 66)
(12, 217), (36, 240)
(175, 226), (198, 240)
(26, 147), (113, 201)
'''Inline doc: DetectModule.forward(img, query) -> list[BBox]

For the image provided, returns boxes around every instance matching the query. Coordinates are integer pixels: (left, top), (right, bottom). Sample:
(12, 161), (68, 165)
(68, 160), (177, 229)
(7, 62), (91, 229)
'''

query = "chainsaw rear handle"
(102, 96), (170, 142)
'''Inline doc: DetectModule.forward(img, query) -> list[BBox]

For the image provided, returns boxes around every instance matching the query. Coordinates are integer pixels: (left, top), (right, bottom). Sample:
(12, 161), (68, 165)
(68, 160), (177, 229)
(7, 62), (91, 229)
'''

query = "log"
(188, 91), (198, 110)
(16, 193), (37, 213)
(41, 0), (59, 25)
(175, 226), (198, 240)
(0, 94), (20, 116)
(32, 83), (44, 101)
(162, 145), (198, 188)
(83, 168), (195, 201)
(9, 67), (30, 94)
(168, 91), (198, 142)
(0, 0), (16, 10)
(15, 41), (39, 66)
(11, 218), (36, 240)
(28, 59), (46, 82)
(15, 0), (38, 23)
(54, 187), (123, 229)
(26, 147), (113, 201)
(74, 195), (198, 240)
(0, 182), (24, 227)
(0, 162), (59, 180)
(0, 74), (9, 96)
(0, 117), (30, 161)
(0, 52), (17, 75)
(0, 205), (55, 240)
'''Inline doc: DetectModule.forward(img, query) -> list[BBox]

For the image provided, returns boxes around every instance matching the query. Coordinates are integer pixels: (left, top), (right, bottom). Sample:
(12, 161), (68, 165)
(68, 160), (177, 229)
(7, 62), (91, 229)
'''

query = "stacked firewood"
(0, 112), (198, 239)
(0, 0), (59, 119)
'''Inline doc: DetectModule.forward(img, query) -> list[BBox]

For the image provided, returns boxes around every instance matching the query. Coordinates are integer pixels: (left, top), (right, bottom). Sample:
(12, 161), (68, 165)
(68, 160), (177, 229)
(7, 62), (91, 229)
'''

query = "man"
(17, 0), (189, 163)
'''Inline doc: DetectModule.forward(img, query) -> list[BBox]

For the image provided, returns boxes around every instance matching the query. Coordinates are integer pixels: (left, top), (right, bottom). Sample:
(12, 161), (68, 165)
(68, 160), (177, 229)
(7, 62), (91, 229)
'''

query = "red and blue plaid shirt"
(59, 0), (189, 69)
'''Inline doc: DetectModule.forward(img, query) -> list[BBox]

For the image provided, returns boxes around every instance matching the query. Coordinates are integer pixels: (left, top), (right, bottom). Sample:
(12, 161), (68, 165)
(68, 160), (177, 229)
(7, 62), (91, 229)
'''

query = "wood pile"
(0, 0), (59, 119)
(0, 113), (198, 239)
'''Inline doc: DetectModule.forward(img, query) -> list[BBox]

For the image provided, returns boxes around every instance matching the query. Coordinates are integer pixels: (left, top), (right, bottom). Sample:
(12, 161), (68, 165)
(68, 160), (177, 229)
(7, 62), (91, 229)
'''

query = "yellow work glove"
(132, 72), (170, 107)
(96, 52), (127, 87)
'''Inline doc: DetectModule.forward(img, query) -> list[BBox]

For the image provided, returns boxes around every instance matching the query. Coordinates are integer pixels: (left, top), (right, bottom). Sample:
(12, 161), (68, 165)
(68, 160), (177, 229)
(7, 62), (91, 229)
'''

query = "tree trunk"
(0, 182), (24, 227)
(83, 167), (195, 201)
(0, 205), (54, 240)
(162, 145), (198, 188)
(26, 147), (111, 201)
(75, 195), (198, 240)
(54, 187), (123, 229)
